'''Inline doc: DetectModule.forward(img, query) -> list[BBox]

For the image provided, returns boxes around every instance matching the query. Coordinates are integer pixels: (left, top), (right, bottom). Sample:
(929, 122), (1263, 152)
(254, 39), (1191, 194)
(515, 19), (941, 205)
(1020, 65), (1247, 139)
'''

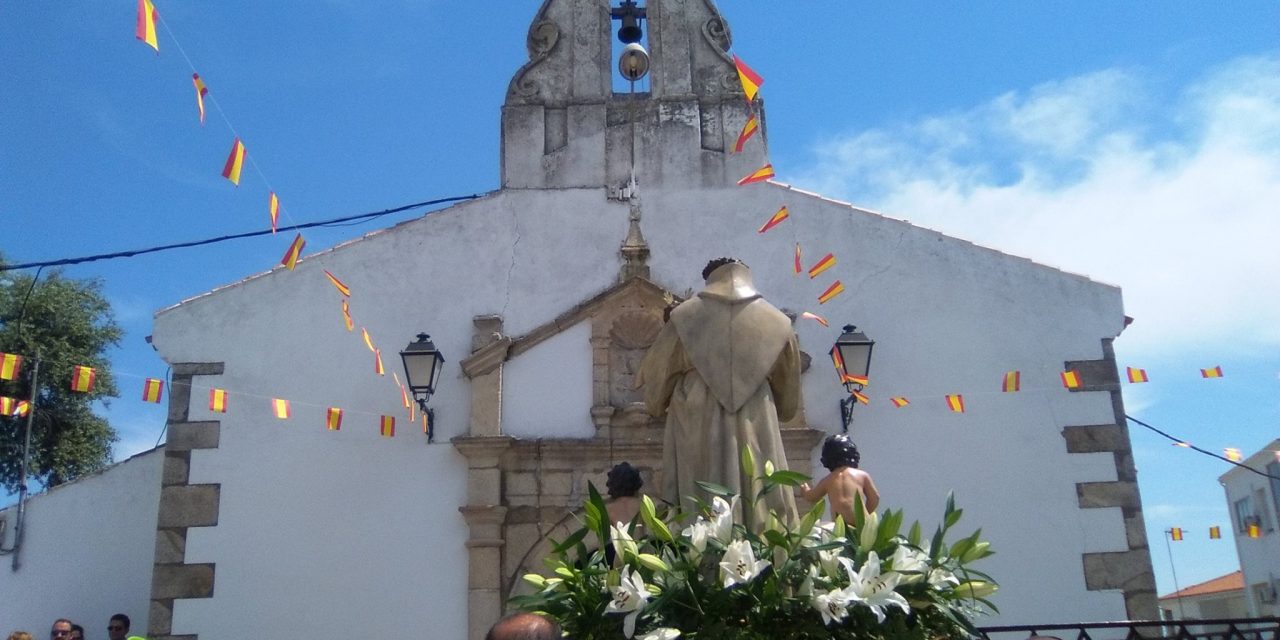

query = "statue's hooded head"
(820, 434), (861, 471)
(700, 257), (759, 302)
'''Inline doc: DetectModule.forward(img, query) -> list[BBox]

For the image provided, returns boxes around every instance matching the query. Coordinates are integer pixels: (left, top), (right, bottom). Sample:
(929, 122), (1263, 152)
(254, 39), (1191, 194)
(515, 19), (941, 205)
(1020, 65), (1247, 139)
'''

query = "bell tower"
(501, 0), (768, 190)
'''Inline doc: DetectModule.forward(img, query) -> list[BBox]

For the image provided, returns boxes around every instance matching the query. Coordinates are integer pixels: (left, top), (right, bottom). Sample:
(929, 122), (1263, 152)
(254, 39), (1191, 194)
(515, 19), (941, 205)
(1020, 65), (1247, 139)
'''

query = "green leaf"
(797, 498), (824, 541)
(740, 444), (757, 478)
(763, 529), (788, 548)
(553, 527), (590, 554)
(907, 521), (922, 547)
(640, 495), (675, 544)
(944, 507), (964, 529)
(695, 480), (735, 498)
(833, 514), (847, 540)
(764, 470), (809, 486)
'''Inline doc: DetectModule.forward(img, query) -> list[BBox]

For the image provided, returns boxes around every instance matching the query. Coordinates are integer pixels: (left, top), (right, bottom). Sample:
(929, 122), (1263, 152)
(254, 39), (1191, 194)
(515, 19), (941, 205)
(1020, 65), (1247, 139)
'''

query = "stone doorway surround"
(452, 276), (824, 640)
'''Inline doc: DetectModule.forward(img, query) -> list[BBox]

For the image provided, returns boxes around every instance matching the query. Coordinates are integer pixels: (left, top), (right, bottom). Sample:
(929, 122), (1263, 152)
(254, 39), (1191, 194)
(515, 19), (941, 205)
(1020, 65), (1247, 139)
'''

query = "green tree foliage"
(0, 258), (121, 493)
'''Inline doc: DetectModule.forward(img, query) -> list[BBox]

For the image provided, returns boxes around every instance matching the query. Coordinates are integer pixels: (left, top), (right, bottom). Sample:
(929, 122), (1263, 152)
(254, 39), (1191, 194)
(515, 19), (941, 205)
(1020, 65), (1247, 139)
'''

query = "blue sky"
(2, 1), (1277, 601)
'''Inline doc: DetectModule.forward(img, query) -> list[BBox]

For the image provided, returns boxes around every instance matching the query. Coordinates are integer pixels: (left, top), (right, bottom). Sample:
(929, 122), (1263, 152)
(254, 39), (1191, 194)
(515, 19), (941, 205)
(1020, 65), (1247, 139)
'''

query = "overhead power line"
(1126, 414), (1280, 481)
(0, 193), (485, 272)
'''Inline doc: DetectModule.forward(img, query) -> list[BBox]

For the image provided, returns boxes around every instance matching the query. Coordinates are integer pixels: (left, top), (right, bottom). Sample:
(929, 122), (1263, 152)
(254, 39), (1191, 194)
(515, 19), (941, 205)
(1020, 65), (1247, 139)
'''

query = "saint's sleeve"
(638, 322), (683, 417)
(769, 333), (803, 422)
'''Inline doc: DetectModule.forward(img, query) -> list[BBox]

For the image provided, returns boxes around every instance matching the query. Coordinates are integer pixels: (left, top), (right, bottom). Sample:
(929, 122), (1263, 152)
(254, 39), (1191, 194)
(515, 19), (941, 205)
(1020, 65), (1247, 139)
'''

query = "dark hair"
(485, 613), (562, 640)
(68, 626), (83, 638)
(701, 257), (742, 281)
(606, 462), (643, 499)
(819, 434), (861, 471)
(109, 614), (129, 631)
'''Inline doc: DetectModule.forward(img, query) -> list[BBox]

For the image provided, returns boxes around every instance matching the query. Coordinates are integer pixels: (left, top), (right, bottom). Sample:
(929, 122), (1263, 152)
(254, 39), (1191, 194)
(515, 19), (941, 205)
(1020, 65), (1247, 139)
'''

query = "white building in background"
(1158, 570), (1247, 625)
(1220, 439), (1280, 617)
(2, 1), (1159, 638)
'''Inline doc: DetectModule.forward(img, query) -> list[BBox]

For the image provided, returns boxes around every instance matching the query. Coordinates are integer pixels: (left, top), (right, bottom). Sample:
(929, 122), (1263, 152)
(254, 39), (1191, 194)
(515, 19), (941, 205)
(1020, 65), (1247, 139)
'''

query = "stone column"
(453, 436), (516, 640)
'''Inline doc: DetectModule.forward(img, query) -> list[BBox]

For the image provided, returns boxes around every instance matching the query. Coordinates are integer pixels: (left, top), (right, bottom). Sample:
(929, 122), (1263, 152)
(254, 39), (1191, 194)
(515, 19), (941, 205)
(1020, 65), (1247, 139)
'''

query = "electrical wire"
(0, 194), (484, 272)
(1126, 414), (1280, 480)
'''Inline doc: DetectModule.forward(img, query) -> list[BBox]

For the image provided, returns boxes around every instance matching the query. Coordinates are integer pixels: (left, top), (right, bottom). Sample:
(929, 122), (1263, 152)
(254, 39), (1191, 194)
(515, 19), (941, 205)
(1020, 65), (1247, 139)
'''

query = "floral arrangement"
(513, 452), (998, 640)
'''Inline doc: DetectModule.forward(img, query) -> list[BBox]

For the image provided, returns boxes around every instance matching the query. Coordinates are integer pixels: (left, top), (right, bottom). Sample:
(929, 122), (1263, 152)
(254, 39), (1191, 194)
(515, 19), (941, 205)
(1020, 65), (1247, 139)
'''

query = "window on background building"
(1235, 495), (1257, 533)
(1254, 582), (1277, 608)
(1269, 461), (1280, 518)
(1258, 488), (1275, 532)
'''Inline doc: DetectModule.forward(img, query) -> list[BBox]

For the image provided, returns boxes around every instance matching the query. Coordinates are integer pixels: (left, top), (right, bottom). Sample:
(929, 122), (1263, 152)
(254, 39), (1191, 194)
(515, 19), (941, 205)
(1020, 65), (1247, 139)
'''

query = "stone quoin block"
(166, 421), (221, 451)
(157, 484), (221, 528)
(151, 563), (215, 599)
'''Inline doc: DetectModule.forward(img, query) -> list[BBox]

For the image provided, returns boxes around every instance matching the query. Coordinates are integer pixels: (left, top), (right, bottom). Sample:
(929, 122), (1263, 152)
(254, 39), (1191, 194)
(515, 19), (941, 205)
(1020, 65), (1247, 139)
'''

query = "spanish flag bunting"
(800, 311), (829, 327)
(0, 397), (13, 416)
(1001, 371), (1021, 393)
(1173, 441), (1192, 448)
(1209, 525), (1221, 539)
(945, 394), (965, 413)
(737, 164), (775, 186)
(14, 400), (29, 417)
(326, 407), (343, 431)
(0, 353), (21, 380)
(1126, 367), (1149, 383)
(324, 270), (351, 297)
(269, 398), (289, 420)
(1248, 523), (1261, 538)
(890, 397), (910, 408)
(731, 54), (764, 102)
(757, 206), (789, 234)
(844, 374), (869, 386)
(192, 74), (208, 124)
(341, 300), (354, 332)
(221, 138), (246, 186)
(807, 253), (836, 279)
(1170, 527), (1183, 541)
(70, 365), (96, 393)
(851, 390), (870, 405)
(209, 388), (228, 413)
(280, 234), (305, 271)
(400, 383), (411, 409)
(380, 415), (396, 438)
(817, 281), (845, 305)
(362, 328), (376, 352)
(135, 0), (159, 52)
(141, 378), (164, 404)
(1201, 366), (1224, 378)
(734, 114), (759, 153)
(828, 346), (845, 379)
(1224, 448), (1242, 462)
(374, 349), (385, 376)
(268, 193), (280, 234)
(408, 401), (416, 423)
(794, 243), (802, 275)
(422, 413), (430, 434)
(1061, 370), (1082, 390)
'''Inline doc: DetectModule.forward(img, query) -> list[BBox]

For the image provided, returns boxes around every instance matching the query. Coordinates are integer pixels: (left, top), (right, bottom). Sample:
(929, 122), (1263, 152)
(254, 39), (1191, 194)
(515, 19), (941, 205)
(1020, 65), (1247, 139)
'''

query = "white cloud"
(794, 55), (1280, 359)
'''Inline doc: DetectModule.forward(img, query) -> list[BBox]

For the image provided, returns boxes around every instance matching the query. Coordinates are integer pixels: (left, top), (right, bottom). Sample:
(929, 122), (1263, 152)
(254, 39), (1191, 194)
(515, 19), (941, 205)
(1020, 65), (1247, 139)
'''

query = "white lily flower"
(817, 549), (843, 578)
(638, 628), (681, 640)
(681, 517), (711, 560)
(611, 521), (639, 563)
(889, 545), (930, 584)
(842, 551), (911, 623)
(710, 496), (736, 543)
(811, 585), (857, 625)
(719, 539), (770, 588)
(798, 564), (820, 597)
(858, 510), (880, 550)
(605, 568), (652, 638)
(929, 566), (959, 589)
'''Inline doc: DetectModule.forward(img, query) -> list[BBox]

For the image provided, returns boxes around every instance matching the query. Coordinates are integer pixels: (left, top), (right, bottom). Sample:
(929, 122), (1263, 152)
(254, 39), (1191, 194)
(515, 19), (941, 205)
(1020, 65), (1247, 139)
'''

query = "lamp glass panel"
(837, 342), (873, 378)
(402, 352), (439, 393)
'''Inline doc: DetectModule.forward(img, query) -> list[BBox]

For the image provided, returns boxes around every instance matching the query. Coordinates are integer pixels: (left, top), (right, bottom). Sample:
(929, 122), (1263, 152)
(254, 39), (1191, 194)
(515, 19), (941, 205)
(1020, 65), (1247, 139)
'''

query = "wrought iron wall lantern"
(399, 333), (446, 443)
(832, 324), (874, 433)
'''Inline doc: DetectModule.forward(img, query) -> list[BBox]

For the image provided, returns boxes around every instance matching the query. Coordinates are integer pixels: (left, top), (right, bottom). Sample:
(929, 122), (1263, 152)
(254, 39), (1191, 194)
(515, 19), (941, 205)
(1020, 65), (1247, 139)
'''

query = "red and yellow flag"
(800, 311), (828, 327)
(1061, 370), (1082, 390)
(1126, 367), (1149, 383)
(757, 206), (789, 234)
(1248, 523), (1261, 538)
(793, 243), (802, 275)
(890, 397), (910, 408)
(362, 328), (376, 352)
(851, 390), (870, 405)
(1201, 366), (1224, 378)
(737, 164), (775, 186)
(1001, 371), (1021, 393)
(734, 114), (759, 153)
(1173, 441), (1192, 448)
(1209, 526), (1221, 539)
(341, 300), (354, 332)
(844, 374), (869, 386)
(142, 378), (164, 404)
(807, 253), (836, 279)
(0, 397), (14, 416)
(272, 398), (290, 420)
(422, 413), (430, 434)
(14, 400), (29, 417)
(408, 400), (416, 423)
(374, 349), (385, 376)
(379, 415), (396, 438)
(1224, 448), (1243, 462)
(70, 365), (96, 393)
(1170, 527), (1183, 541)
(817, 281), (845, 305)
(192, 74), (208, 124)
(268, 192), (280, 234)
(280, 234), (305, 271)
(732, 54), (764, 102)
(209, 388), (228, 413)
(945, 394), (965, 413)
(326, 407), (343, 431)
(324, 270), (351, 297)
(0, 353), (22, 380)
(221, 138), (246, 186)
(828, 347), (845, 380)
(399, 383), (411, 409)
(135, 0), (158, 52)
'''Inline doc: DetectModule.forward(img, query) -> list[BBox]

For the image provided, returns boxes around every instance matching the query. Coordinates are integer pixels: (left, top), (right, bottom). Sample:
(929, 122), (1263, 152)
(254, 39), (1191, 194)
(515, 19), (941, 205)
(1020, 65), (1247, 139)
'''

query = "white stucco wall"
(0, 448), (162, 635)
(1220, 441), (1280, 617)
(151, 175), (1134, 633)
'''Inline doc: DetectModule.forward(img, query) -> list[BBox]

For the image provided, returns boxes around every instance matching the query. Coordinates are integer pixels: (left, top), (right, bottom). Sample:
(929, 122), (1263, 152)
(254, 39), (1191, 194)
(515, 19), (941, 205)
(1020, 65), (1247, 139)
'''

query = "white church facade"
(2, 1), (1156, 638)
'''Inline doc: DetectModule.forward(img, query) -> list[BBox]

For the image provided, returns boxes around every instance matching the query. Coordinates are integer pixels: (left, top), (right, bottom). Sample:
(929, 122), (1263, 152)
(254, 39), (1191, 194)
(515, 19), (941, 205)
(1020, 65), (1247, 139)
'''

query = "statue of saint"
(638, 258), (801, 528)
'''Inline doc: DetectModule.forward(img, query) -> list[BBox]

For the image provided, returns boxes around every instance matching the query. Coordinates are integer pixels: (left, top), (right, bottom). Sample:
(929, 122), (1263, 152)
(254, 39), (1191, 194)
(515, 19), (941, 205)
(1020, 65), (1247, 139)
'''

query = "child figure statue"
(799, 435), (880, 523)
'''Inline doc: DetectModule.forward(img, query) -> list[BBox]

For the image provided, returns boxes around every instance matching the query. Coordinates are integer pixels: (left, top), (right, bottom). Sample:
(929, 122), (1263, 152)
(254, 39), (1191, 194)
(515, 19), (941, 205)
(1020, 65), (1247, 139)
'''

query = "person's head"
(49, 620), (72, 640)
(820, 434), (861, 471)
(106, 615), (129, 640)
(9, 632), (33, 640)
(606, 462), (643, 499)
(67, 626), (83, 640)
(485, 613), (561, 640)
(701, 257), (743, 281)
